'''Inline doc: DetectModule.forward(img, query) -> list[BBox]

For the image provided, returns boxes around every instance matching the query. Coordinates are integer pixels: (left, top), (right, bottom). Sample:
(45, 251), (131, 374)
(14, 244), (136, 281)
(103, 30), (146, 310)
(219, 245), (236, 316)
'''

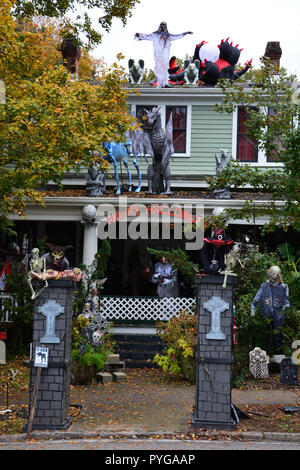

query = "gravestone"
(192, 275), (237, 430)
(23, 279), (75, 431)
(280, 358), (299, 386)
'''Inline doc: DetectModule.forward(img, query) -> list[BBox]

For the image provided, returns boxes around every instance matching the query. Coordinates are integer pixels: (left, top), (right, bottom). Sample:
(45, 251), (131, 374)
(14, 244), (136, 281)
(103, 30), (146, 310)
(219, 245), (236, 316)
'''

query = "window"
(236, 107), (258, 162)
(166, 106), (187, 153)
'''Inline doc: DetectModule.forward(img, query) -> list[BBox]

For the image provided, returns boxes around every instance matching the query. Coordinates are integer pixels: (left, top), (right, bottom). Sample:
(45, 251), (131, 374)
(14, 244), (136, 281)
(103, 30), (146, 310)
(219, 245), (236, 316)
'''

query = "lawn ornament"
(251, 266), (290, 354)
(143, 107), (174, 195)
(27, 248), (48, 300)
(135, 21), (193, 88)
(128, 59), (144, 85)
(249, 347), (269, 379)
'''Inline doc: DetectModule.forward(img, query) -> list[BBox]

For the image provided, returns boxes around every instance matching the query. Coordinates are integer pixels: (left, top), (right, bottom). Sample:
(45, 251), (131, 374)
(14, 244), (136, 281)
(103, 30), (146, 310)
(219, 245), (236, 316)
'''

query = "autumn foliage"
(0, 1), (135, 230)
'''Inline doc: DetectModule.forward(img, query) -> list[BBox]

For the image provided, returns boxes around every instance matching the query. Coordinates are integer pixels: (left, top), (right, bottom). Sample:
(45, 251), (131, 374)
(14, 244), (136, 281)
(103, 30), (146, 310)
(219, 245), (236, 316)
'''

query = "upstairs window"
(237, 106), (258, 162)
(166, 106), (187, 153)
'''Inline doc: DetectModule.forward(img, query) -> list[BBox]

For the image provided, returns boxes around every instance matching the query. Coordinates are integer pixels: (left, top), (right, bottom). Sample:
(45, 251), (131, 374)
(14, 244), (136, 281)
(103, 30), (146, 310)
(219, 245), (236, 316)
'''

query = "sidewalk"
(0, 368), (299, 442)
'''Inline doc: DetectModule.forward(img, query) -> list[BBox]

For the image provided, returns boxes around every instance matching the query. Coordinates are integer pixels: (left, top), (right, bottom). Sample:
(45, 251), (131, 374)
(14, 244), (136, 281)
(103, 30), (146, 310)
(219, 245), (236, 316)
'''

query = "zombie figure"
(251, 266), (290, 354)
(135, 22), (193, 88)
(151, 255), (177, 297)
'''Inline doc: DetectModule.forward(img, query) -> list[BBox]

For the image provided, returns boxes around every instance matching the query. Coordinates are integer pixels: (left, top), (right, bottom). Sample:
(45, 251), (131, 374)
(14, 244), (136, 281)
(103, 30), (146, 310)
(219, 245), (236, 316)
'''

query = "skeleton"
(219, 237), (259, 288)
(249, 347), (269, 379)
(27, 248), (48, 300)
(143, 107), (174, 195)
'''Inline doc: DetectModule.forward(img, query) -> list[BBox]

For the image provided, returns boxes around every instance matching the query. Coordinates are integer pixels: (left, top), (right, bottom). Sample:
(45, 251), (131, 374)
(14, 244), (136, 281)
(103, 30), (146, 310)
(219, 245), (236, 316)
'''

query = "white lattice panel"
(100, 296), (196, 321)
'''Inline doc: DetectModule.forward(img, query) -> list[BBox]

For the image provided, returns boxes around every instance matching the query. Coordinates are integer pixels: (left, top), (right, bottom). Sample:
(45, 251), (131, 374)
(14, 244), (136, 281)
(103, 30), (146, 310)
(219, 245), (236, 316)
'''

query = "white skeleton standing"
(27, 248), (48, 300)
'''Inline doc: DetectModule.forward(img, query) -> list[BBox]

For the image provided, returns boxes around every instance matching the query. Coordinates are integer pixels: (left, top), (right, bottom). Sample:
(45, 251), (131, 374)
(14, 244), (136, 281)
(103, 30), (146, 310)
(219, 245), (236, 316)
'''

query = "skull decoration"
(82, 205), (97, 226)
(92, 330), (102, 345)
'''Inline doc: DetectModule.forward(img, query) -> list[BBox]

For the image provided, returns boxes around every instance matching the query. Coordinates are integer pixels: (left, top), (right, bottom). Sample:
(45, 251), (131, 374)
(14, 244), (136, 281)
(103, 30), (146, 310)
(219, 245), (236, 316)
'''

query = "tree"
(12, 0), (140, 48)
(0, 2), (135, 232)
(207, 57), (300, 233)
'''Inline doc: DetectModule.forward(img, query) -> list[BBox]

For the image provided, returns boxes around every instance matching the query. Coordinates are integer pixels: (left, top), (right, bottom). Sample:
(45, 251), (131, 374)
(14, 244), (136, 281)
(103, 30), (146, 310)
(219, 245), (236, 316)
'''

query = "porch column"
(81, 205), (99, 268)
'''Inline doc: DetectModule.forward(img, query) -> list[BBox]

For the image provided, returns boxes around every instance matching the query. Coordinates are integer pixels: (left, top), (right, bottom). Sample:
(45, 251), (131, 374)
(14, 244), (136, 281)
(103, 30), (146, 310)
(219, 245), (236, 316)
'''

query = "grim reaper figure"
(135, 22), (193, 88)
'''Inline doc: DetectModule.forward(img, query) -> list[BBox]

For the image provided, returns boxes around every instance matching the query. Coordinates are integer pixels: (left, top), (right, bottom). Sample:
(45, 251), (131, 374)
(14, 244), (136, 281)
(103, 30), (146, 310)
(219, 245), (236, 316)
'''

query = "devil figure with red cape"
(200, 228), (234, 275)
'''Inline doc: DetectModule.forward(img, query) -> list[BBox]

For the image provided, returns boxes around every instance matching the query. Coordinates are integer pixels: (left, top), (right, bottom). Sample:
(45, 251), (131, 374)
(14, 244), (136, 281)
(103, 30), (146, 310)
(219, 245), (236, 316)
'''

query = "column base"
(192, 413), (237, 431)
(22, 417), (73, 433)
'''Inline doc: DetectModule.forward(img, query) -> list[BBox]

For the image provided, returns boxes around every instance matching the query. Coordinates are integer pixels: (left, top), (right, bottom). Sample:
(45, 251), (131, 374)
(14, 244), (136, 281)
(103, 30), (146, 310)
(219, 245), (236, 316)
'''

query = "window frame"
(232, 106), (284, 167)
(131, 104), (191, 157)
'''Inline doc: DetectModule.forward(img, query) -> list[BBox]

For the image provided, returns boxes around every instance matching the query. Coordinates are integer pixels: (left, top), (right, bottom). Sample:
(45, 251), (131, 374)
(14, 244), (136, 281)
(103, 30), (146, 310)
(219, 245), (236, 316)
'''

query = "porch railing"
(99, 295), (196, 322)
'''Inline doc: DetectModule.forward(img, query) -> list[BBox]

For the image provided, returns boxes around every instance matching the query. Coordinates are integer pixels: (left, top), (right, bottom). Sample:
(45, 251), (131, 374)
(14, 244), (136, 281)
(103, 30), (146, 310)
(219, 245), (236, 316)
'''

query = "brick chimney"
(61, 38), (81, 78)
(264, 41), (282, 71)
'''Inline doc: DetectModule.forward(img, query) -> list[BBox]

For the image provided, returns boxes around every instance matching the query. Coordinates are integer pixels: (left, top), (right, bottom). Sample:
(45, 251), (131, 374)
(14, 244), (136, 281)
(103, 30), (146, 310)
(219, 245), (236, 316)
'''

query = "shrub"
(153, 310), (197, 382)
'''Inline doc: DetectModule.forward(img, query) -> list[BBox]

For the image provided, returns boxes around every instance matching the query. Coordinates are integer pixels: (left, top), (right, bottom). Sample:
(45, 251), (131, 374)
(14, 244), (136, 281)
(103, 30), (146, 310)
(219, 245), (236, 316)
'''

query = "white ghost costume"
(135, 23), (191, 88)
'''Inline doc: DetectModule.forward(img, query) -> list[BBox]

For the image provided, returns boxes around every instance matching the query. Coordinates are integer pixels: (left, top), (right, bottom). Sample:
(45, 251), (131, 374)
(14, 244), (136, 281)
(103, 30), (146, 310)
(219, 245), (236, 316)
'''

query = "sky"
(80, 0), (300, 78)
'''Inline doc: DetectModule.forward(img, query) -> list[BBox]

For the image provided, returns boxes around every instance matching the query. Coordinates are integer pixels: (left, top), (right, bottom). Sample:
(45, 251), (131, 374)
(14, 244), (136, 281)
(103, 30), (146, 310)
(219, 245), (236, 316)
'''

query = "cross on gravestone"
(38, 300), (64, 344)
(203, 296), (229, 340)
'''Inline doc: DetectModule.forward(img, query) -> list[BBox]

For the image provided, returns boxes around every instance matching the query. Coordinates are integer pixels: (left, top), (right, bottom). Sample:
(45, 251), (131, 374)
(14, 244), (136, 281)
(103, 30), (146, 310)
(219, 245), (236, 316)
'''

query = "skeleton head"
(267, 265), (282, 284)
(92, 330), (102, 344)
(31, 248), (39, 259)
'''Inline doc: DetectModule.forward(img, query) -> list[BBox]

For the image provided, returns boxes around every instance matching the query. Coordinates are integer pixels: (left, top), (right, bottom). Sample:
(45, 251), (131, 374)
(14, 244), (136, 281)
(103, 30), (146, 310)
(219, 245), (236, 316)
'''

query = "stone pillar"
(25, 279), (74, 431)
(81, 205), (99, 267)
(192, 275), (236, 430)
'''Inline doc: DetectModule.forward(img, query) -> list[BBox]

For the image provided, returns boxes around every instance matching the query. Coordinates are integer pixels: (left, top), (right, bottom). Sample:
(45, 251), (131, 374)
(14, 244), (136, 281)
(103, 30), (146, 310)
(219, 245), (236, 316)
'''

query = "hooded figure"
(135, 22), (192, 88)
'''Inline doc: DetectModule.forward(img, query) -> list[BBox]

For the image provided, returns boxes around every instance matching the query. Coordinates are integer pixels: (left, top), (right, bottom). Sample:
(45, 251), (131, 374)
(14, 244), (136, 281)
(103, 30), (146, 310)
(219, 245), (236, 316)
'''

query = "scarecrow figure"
(135, 22), (193, 88)
(251, 266), (290, 354)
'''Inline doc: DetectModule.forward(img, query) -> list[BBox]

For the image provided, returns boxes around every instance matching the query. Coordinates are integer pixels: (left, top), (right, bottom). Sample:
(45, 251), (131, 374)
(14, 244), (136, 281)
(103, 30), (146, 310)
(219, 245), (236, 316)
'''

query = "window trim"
(232, 106), (284, 167)
(131, 104), (191, 158)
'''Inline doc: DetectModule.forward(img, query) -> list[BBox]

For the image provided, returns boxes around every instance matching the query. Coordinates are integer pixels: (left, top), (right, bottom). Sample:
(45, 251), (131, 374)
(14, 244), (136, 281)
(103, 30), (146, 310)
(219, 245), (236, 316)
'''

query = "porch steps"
(112, 329), (165, 369)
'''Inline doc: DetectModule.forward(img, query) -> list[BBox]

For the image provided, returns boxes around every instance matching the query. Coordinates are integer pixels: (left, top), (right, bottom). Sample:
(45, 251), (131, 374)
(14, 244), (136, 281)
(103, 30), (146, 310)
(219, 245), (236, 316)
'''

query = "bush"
(233, 249), (300, 377)
(153, 310), (197, 382)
